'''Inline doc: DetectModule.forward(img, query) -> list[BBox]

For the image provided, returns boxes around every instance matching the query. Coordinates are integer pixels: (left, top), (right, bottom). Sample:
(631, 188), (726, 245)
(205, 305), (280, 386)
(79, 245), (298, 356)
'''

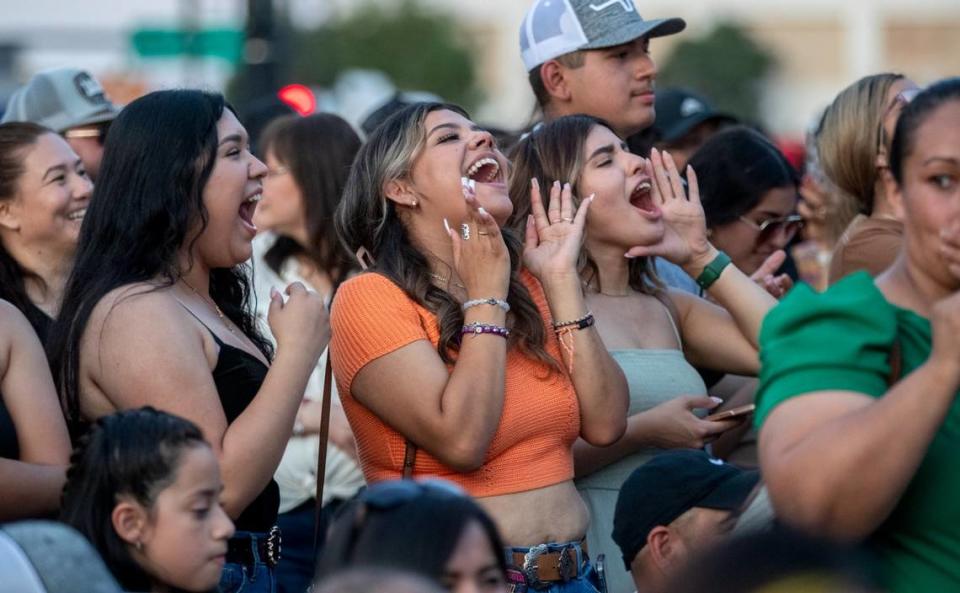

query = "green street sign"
(131, 28), (244, 64)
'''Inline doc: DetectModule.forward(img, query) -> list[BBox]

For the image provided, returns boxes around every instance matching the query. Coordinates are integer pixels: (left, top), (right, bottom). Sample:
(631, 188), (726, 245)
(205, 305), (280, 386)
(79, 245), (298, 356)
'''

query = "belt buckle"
(266, 526), (282, 567)
(557, 546), (575, 582)
(521, 544), (548, 590)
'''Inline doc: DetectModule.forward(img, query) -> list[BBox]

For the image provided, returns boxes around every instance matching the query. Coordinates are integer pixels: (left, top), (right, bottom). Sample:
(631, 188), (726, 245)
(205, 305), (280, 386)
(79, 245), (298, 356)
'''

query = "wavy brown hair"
(507, 115), (662, 296)
(335, 102), (555, 368)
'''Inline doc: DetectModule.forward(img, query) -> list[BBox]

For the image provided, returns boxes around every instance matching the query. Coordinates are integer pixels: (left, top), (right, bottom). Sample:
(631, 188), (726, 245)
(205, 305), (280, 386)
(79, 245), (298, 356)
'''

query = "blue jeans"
(219, 531), (277, 593)
(505, 541), (604, 593)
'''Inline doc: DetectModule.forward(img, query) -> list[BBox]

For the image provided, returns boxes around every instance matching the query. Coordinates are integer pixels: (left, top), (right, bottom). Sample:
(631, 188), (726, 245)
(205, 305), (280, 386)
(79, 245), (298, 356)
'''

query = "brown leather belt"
(510, 541), (588, 587)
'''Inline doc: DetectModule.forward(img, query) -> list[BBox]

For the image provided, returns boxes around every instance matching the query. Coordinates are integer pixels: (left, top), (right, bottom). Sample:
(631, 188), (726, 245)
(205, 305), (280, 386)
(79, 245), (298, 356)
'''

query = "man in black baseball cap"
(650, 88), (737, 170)
(613, 450), (759, 593)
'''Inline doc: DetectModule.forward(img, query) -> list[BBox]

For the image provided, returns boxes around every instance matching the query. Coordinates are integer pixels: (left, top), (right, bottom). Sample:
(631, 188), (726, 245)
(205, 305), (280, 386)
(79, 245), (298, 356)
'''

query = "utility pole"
(243, 0), (279, 101)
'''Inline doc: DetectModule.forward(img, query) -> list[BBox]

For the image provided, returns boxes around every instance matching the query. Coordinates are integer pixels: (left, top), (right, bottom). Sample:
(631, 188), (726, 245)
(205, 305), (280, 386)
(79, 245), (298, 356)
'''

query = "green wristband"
(695, 251), (732, 290)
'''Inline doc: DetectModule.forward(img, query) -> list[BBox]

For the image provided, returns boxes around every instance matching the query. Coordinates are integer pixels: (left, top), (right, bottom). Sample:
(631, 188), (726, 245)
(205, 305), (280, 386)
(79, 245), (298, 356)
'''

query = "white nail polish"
(443, 218), (452, 234)
(478, 207), (488, 216)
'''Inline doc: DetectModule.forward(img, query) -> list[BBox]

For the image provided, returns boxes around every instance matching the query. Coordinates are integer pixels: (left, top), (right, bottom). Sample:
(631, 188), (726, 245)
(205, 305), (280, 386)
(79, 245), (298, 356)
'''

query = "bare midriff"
(477, 479), (589, 547)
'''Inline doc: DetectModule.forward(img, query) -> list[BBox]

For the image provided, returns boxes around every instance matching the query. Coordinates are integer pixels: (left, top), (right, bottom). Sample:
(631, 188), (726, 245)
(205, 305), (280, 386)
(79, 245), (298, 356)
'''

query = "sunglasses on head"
(63, 121), (111, 146)
(738, 213), (804, 244)
(333, 479), (467, 565)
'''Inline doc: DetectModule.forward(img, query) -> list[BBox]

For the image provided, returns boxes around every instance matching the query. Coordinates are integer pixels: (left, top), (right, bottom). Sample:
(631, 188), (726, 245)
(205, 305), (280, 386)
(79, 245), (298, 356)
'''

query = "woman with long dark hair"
(48, 90), (328, 593)
(0, 121), (92, 340)
(251, 112), (366, 593)
(329, 102), (629, 593)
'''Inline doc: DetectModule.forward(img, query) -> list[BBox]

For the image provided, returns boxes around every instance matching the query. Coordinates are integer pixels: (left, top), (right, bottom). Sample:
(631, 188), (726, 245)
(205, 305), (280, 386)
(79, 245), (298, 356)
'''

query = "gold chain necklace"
(180, 277), (238, 336)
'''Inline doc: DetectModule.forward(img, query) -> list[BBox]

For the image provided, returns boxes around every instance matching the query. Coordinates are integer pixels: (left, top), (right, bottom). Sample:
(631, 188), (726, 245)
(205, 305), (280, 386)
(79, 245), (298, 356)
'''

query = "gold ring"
(478, 231), (490, 236)
(561, 217), (574, 223)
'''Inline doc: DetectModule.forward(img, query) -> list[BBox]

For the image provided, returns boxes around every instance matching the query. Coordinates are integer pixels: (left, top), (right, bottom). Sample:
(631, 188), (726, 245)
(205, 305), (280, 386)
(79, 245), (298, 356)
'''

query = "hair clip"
(355, 246), (374, 270)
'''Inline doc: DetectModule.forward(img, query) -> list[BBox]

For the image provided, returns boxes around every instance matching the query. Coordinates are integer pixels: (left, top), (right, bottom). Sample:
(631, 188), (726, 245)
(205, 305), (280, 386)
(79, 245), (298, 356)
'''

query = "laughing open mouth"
(239, 192), (261, 226)
(465, 156), (502, 184)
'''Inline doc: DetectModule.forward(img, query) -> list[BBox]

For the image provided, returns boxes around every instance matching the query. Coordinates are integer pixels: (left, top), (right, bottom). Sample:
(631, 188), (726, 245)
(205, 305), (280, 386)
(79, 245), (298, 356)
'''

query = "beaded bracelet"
(461, 322), (510, 338)
(552, 311), (595, 330)
(462, 297), (510, 313)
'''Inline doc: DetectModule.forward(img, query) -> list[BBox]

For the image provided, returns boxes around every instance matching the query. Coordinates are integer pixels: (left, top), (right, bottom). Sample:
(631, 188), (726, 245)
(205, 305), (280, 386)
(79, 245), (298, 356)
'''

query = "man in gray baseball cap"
(2, 68), (119, 181)
(520, 0), (685, 139)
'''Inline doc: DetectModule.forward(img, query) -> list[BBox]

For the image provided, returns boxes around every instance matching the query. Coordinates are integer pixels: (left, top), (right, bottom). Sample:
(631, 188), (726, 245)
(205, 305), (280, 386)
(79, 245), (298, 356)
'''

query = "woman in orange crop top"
(330, 102), (629, 592)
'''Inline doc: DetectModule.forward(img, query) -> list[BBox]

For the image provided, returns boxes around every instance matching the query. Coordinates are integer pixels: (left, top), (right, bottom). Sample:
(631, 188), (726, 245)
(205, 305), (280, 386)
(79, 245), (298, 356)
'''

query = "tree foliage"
(291, 0), (479, 109)
(659, 23), (775, 124)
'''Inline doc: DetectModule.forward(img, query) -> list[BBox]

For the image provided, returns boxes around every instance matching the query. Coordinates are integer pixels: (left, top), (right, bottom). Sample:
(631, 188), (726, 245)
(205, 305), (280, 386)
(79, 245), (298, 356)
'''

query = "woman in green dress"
(756, 77), (960, 592)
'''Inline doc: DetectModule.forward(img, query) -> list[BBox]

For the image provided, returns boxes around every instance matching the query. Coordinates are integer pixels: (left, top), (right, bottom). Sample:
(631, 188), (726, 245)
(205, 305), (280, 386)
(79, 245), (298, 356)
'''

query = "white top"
(251, 233), (365, 512)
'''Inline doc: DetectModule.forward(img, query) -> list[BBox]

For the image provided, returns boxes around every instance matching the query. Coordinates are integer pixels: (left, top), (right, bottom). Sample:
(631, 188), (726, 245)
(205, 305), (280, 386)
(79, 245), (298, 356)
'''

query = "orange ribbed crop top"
(329, 270), (580, 498)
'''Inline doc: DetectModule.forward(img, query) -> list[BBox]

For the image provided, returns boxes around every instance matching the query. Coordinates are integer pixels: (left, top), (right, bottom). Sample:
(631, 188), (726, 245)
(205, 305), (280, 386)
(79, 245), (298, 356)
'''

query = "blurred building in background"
(1, 0), (958, 138)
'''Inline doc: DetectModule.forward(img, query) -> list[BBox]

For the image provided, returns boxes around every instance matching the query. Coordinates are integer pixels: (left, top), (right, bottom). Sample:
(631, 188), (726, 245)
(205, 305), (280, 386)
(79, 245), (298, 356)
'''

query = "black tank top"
(184, 308), (279, 532)
(0, 393), (19, 460)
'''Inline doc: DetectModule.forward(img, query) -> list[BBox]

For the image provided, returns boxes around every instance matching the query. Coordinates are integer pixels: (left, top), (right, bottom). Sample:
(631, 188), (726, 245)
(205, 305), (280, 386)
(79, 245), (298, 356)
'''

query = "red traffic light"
(278, 84), (316, 116)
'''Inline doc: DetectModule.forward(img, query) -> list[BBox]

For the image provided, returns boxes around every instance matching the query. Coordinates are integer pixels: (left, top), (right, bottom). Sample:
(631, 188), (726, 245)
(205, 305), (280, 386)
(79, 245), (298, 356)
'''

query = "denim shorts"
(505, 540), (604, 593)
(219, 531), (277, 593)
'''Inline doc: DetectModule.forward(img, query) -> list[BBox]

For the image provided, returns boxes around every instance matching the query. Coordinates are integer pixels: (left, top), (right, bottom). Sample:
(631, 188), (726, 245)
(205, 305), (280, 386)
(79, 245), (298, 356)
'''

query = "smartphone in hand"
(704, 403), (756, 422)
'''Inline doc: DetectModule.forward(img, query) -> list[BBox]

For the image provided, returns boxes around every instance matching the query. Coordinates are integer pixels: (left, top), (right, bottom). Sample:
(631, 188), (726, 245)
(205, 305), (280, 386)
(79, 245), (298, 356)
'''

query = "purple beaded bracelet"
(461, 322), (510, 339)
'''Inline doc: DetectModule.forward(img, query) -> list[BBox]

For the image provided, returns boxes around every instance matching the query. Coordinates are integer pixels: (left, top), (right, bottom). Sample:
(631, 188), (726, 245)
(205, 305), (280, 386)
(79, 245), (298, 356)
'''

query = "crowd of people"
(0, 1), (957, 592)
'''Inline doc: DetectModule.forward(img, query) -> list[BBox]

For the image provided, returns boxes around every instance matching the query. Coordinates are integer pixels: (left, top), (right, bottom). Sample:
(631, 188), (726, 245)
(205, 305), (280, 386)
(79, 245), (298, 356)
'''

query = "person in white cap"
(2, 68), (119, 181)
(520, 0), (685, 139)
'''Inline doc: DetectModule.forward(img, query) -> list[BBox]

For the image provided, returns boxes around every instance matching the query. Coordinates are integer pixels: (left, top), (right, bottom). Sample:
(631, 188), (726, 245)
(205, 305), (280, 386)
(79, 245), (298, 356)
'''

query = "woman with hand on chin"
(509, 115), (778, 593)
(48, 90), (328, 593)
(330, 102), (628, 593)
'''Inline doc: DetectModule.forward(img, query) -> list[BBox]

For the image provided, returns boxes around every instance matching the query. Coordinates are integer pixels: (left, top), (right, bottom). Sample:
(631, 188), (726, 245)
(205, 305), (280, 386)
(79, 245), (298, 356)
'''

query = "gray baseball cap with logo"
(520, 0), (685, 72)
(2, 68), (119, 133)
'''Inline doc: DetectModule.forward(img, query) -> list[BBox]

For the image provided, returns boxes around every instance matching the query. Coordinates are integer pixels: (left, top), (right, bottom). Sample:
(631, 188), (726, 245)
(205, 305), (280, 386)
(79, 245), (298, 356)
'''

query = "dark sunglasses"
(738, 213), (804, 244)
(63, 121), (111, 146)
(332, 479), (467, 564)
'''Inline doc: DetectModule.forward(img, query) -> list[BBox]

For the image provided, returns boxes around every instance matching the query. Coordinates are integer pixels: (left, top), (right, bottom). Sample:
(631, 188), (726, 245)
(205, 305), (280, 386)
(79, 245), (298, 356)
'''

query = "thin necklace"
(180, 277), (238, 336)
(429, 272), (466, 290)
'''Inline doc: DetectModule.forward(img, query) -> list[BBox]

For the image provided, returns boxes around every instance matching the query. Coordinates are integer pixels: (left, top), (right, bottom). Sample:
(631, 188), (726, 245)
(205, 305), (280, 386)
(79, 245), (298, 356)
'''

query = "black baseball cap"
(653, 88), (736, 143)
(612, 450), (759, 569)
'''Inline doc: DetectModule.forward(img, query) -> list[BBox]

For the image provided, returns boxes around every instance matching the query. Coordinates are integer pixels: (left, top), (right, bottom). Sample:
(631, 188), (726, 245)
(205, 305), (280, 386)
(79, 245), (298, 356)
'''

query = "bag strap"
(313, 352), (334, 549)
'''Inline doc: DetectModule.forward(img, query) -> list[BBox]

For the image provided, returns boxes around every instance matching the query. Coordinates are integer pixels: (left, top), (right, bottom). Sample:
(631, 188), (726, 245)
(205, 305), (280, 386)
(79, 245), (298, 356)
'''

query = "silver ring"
(460, 223), (471, 240)
(561, 217), (574, 223)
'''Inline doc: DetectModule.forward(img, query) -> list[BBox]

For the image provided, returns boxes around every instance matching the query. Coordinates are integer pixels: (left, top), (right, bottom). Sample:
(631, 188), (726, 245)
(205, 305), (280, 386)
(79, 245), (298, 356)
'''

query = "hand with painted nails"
(624, 149), (713, 273)
(444, 188), (510, 300)
(522, 178), (592, 284)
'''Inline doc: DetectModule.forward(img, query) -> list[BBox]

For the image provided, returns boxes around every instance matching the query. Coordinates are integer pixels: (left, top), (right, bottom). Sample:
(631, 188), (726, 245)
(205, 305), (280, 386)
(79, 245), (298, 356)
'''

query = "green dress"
(755, 271), (960, 592)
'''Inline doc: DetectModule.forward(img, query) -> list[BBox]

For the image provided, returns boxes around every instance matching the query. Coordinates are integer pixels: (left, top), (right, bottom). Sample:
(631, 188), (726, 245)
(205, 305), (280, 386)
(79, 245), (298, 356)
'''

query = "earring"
(135, 540), (143, 552)
(410, 200), (418, 207)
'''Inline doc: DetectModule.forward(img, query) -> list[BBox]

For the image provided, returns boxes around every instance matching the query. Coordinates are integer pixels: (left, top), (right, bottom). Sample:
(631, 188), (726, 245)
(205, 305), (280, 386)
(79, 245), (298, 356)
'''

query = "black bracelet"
(552, 312), (595, 331)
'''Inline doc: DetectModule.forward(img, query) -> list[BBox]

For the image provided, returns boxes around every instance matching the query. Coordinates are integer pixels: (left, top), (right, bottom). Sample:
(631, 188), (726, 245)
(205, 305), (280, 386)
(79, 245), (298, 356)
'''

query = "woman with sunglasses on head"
(817, 73), (920, 284)
(756, 78), (960, 593)
(0, 121), (93, 341)
(47, 90), (328, 593)
(330, 102), (629, 593)
(316, 480), (509, 593)
(508, 116), (778, 593)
